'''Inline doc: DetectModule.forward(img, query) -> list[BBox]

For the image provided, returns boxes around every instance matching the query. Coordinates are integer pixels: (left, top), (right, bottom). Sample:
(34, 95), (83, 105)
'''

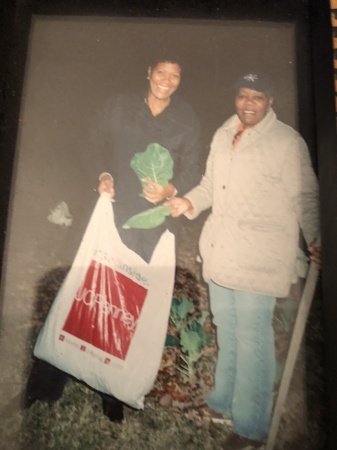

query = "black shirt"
(86, 91), (202, 261)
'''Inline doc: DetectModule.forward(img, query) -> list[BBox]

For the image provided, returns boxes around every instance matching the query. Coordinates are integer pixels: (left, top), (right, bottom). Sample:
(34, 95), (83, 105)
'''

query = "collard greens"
(123, 205), (171, 230)
(123, 143), (174, 229)
(130, 143), (173, 195)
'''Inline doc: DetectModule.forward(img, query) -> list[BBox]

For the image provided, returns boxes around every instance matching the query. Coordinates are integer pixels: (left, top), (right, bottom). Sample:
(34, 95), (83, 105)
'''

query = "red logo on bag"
(62, 260), (148, 360)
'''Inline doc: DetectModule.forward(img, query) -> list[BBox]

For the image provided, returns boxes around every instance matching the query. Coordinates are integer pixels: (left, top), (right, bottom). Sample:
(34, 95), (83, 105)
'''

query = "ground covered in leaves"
(0, 222), (327, 450)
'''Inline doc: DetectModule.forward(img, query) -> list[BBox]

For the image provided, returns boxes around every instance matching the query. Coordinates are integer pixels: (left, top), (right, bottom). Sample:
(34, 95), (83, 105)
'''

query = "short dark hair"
(147, 52), (184, 72)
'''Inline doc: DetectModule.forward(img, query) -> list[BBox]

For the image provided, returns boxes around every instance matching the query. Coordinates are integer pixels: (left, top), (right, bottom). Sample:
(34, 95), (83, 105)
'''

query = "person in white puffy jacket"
(166, 72), (321, 448)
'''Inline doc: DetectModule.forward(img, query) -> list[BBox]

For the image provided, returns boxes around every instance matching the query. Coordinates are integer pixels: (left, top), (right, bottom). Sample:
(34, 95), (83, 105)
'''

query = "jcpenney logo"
(74, 286), (137, 332)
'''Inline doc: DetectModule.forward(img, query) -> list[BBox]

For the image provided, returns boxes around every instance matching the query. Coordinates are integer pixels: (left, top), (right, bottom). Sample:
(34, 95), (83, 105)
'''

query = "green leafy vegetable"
(130, 143), (173, 195)
(122, 205), (171, 230)
(123, 143), (174, 229)
(165, 334), (180, 347)
(170, 297), (194, 330)
(180, 329), (203, 358)
(166, 296), (210, 378)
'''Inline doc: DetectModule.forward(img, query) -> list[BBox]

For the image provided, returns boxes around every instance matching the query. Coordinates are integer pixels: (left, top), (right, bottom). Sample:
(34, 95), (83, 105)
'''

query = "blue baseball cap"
(235, 72), (273, 94)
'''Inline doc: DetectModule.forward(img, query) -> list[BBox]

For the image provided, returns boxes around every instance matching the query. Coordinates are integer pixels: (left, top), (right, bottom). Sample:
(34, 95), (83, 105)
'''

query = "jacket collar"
(223, 108), (277, 136)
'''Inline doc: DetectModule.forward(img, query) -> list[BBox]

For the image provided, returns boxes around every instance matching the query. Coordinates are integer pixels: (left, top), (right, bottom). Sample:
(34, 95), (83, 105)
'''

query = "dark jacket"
(84, 91), (202, 261)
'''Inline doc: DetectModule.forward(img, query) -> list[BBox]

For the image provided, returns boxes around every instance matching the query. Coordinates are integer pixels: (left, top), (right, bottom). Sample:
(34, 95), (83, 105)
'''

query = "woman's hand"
(165, 197), (193, 217)
(308, 238), (322, 269)
(97, 173), (115, 201)
(142, 179), (175, 204)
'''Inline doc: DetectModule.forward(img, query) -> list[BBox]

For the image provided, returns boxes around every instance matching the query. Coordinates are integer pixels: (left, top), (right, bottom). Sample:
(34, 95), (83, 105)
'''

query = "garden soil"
(0, 217), (326, 450)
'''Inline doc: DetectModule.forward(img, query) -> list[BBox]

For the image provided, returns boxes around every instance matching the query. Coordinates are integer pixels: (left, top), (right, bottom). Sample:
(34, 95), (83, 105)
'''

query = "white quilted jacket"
(186, 109), (320, 297)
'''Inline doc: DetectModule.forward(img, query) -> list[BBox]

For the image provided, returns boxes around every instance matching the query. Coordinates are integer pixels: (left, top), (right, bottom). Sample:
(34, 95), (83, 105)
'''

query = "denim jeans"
(207, 281), (276, 440)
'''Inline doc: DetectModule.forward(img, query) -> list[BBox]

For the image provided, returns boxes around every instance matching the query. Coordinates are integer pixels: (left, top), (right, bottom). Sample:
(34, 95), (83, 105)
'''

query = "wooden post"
(266, 263), (319, 450)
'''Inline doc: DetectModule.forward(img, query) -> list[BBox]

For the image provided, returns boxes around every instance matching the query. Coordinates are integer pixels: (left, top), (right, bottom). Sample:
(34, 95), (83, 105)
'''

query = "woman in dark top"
(25, 56), (202, 422)
(97, 56), (202, 261)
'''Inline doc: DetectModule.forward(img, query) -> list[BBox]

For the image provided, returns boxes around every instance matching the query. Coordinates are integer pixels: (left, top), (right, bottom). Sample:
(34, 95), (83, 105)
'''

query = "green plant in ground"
(166, 296), (209, 378)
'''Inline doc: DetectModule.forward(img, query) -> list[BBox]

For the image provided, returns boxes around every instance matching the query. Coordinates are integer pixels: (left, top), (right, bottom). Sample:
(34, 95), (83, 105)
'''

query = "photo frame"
(0, 1), (336, 449)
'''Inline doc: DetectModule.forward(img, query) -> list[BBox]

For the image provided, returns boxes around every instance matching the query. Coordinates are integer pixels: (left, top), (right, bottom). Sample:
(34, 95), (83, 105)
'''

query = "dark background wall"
(0, 2), (317, 271)
(11, 16), (299, 260)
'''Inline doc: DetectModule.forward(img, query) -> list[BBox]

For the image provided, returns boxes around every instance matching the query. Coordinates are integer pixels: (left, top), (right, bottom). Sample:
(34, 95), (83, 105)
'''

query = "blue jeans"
(207, 281), (276, 440)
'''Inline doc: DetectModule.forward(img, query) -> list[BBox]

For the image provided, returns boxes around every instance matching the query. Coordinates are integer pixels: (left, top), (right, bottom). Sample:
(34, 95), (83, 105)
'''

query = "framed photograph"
(0, 1), (335, 449)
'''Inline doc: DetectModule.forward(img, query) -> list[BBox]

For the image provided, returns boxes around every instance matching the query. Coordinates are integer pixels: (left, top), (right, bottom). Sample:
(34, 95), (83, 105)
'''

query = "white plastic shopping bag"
(34, 193), (175, 409)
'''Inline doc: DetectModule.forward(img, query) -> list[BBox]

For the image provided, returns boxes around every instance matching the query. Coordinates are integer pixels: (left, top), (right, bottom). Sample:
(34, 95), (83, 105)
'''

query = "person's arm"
(165, 131), (218, 218)
(297, 138), (321, 268)
(283, 135), (321, 268)
(165, 196), (194, 217)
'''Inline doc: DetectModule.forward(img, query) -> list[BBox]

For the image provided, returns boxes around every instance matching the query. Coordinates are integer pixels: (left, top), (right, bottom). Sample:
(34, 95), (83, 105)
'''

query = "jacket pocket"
(237, 220), (286, 274)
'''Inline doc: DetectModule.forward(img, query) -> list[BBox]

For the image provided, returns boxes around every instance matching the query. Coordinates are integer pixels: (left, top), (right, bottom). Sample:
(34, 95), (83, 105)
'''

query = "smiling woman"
(165, 71), (321, 446)
(147, 62), (181, 112)
(235, 89), (273, 128)
(95, 54), (202, 263)
(24, 51), (203, 423)
(234, 73), (274, 128)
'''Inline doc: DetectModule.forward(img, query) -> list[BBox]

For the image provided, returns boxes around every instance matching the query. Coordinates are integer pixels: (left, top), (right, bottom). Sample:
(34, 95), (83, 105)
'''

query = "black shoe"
(102, 396), (124, 422)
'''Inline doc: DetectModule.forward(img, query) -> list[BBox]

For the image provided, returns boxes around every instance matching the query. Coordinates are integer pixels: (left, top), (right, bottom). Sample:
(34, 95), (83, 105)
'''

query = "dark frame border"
(0, 0), (336, 448)
(310, 1), (337, 449)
